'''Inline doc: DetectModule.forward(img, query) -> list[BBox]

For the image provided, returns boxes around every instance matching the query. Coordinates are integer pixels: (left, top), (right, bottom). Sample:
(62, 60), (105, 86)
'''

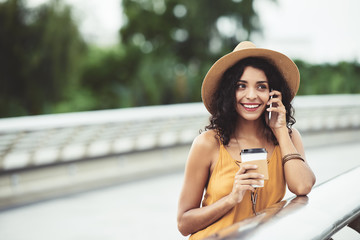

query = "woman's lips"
(241, 103), (261, 112)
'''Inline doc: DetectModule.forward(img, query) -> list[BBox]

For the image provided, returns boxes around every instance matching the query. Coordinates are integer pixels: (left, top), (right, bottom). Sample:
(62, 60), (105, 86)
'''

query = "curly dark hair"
(205, 57), (296, 146)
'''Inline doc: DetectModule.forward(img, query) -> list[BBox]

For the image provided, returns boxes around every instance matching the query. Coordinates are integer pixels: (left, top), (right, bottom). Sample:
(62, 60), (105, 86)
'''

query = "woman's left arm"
(267, 90), (316, 195)
(275, 127), (316, 195)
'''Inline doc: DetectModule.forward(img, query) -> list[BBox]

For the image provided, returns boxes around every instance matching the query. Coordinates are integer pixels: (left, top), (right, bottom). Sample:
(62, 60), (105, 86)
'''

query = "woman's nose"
(245, 88), (257, 100)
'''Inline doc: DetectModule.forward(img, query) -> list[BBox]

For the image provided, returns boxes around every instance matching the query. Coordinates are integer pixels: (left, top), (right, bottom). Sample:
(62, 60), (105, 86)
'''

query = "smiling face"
(235, 66), (270, 121)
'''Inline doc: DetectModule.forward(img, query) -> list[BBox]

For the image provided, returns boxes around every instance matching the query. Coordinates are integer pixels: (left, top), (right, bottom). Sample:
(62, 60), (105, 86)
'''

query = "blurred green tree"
(75, 46), (133, 110)
(80, 0), (262, 108)
(295, 60), (360, 95)
(2, 0), (359, 118)
(0, 0), (86, 117)
(121, 0), (262, 105)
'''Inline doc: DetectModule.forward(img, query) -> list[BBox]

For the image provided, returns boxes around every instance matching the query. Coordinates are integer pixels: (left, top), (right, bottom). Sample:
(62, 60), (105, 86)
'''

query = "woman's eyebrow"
(237, 80), (268, 83)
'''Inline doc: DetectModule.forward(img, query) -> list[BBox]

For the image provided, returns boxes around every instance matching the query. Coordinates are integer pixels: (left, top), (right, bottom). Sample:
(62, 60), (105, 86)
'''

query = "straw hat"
(201, 41), (300, 115)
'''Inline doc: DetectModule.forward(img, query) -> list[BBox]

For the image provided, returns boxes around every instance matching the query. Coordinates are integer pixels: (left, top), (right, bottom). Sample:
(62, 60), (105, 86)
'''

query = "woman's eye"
(258, 84), (268, 90)
(237, 84), (246, 89)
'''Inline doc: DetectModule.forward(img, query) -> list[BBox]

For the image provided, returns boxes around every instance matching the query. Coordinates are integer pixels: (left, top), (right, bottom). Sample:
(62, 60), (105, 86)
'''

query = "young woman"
(177, 41), (316, 240)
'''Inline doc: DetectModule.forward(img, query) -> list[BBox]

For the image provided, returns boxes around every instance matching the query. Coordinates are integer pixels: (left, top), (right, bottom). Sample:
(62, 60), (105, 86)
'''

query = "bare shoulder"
(188, 129), (220, 167)
(192, 129), (220, 152)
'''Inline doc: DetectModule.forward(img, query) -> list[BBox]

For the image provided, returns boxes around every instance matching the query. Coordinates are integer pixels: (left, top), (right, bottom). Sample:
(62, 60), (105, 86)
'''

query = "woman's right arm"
(177, 131), (263, 236)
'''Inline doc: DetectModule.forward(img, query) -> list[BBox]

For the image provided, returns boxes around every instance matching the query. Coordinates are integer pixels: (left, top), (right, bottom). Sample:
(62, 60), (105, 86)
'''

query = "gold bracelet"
(283, 153), (303, 163)
(282, 153), (305, 165)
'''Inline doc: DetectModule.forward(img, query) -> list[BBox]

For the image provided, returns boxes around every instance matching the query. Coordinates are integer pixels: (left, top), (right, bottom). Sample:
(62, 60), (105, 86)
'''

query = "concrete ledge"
(301, 128), (360, 149)
(205, 166), (360, 240)
(1, 128), (360, 211)
(0, 144), (190, 211)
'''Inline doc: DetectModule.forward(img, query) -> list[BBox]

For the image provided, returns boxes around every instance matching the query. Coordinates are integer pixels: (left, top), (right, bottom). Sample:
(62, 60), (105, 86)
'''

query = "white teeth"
(243, 104), (259, 108)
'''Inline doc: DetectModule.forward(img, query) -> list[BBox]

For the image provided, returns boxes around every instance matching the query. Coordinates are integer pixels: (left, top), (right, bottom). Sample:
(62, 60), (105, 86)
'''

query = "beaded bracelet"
(282, 153), (305, 165)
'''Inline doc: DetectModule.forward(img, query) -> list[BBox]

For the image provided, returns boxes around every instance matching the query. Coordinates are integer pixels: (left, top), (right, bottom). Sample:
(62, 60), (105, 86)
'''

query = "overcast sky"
(253, 0), (360, 63)
(25, 0), (360, 64)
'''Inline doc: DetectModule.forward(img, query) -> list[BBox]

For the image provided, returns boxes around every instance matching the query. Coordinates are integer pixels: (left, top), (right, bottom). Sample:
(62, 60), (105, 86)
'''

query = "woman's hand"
(266, 90), (287, 130)
(229, 164), (264, 204)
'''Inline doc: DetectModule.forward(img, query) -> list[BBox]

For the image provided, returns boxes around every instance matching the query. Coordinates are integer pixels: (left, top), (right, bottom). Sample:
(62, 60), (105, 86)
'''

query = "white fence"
(1, 94), (360, 172)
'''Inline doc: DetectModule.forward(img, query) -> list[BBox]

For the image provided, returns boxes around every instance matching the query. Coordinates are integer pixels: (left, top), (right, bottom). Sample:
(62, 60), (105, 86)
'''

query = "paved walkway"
(0, 142), (359, 240)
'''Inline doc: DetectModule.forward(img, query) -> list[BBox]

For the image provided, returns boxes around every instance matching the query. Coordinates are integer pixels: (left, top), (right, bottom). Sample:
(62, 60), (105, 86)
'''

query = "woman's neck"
(231, 117), (274, 153)
(235, 117), (264, 140)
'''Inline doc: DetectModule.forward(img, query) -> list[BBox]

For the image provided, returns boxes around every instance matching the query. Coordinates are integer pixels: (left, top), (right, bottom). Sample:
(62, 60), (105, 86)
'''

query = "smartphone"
(268, 89), (273, 121)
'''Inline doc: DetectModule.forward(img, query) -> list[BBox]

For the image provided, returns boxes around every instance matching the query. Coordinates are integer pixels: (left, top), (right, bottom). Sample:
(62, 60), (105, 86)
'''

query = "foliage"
(75, 45), (133, 110)
(77, 0), (263, 111)
(0, 0), (86, 117)
(1, 0), (359, 118)
(295, 60), (360, 95)
(114, 0), (261, 106)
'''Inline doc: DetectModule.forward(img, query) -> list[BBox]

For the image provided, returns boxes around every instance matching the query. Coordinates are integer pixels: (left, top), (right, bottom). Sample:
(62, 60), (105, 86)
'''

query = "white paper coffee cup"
(241, 148), (268, 188)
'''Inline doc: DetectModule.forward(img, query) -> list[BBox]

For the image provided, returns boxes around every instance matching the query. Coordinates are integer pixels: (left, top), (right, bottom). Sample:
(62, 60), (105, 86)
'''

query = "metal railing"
(1, 94), (360, 172)
(205, 166), (360, 240)
(0, 103), (209, 171)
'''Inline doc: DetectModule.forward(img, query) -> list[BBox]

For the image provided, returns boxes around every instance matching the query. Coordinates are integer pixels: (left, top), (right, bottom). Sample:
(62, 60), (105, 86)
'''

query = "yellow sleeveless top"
(189, 144), (285, 240)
